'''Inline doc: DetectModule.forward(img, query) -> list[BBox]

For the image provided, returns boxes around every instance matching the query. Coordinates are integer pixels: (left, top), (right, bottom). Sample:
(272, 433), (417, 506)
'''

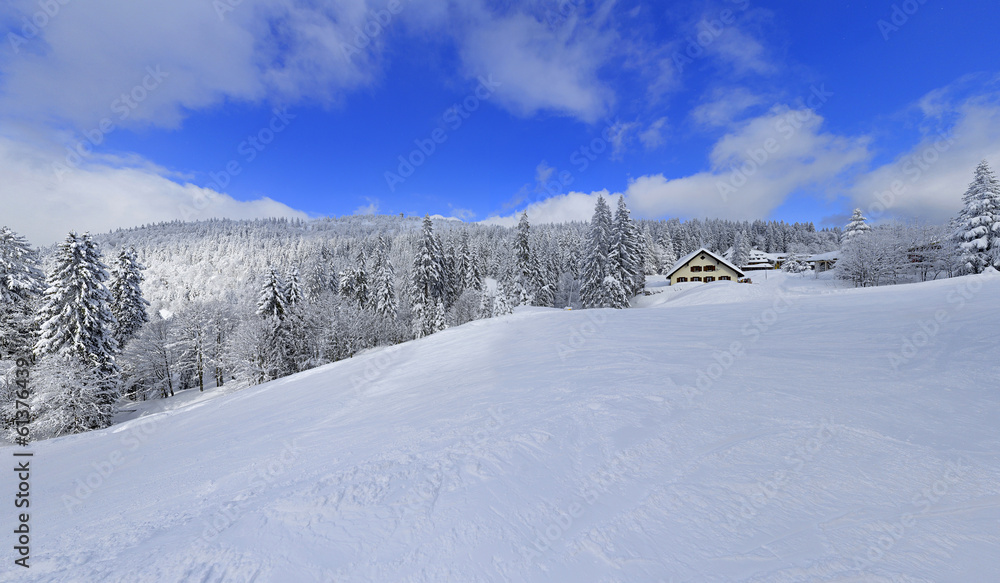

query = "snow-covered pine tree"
(781, 252), (810, 274)
(284, 266), (303, 309)
(461, 232), (482, 292)
(513, 212), (538, 306)
(432, 300), (448, 333)
(12, 354), (111, 440)
(0, 226), (44, 306)
(610, 196), (643, 299)
(731, 229), (752, 269)
(0, 226), (44, 357)
(370, 236), (397, 318)
(657, 230), (678, 274)
(842, 208), (872, 243)
(411, 216), (445, 337)
(109, 246), (150, 349)
(580, 196), (614, 308)
(604, 274), (630, 310)
(33, 232), (120, 431)
(493, 282), (513, 316)
(478, 287), (495, 319)
(256, 268), (287, 319)
(35, 232), (119, 373)
(953, 160), (1000, 274)
(339, 251), (370, 309)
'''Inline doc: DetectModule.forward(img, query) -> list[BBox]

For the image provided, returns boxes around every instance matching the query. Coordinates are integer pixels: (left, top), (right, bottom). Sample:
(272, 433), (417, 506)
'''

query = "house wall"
(669, 254), (742, 285)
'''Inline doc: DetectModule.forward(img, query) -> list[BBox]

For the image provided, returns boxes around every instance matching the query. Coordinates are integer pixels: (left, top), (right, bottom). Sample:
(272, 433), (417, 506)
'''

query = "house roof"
(665, 247), (746, 278)
(808, 250), (840, 261)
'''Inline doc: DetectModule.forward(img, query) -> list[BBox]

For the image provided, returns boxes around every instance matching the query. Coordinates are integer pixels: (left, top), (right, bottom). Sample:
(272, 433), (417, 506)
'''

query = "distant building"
(666, 247), (746, 285)
(808, 250), (839, 272)
(742, 249), (786, 271)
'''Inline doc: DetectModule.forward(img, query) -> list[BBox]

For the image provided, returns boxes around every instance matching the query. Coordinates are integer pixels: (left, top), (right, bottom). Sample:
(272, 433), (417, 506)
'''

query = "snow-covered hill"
(5, 272), (1000, 582)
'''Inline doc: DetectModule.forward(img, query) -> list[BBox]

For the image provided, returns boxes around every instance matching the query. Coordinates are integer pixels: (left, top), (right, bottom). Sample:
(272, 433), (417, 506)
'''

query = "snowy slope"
(5, 272), (1000, 582)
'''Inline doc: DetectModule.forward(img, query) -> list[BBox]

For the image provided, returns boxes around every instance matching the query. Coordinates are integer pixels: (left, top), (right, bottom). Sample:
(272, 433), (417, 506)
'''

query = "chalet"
(666, 247), (745, 285)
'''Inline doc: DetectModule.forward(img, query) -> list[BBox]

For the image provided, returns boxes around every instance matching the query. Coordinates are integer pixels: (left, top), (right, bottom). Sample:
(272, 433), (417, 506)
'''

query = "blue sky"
(2, 0), (999, 244)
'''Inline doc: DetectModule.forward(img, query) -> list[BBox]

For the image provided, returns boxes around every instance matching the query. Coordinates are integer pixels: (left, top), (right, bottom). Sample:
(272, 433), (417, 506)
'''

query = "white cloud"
(639, 117), (668, 149)
(0, 0), (384, 132)
(691, 87), (767, 127)
(451, 6), (616, 122)
(848, 87), (1000, 223)
(482, 190), (615, 227)
(0, 136), (308, 246)
(625, 105), (869, 219)
(706, 24), (776, 77)
(535, 161), (555, 184)
(354, 197), (380, 215)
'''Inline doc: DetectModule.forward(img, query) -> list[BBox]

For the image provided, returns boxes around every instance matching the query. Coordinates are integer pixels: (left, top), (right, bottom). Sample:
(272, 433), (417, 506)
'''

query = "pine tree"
(513, 212), (539, 305)
(610, 196), (643, 299)
(35, 232), (119, 373)
(0, 227), (44, 306)
(34, 232), (120, 431)
(284, 266), (303, 309)
(842, 208), (872, 243)
(953, 160), (1000, 273)
(580, 196), (614, 308)
(0, 227), (44, 357)
(411, 216), (445, 337)
(782, 252), (810, 274)
(493, 282), (513, 316)
(478, 287), (495, 319)
(14, 355), (113, 439)
(432, 300), (448, 333)
(109, 247), (150, 349)
(370, 236), (397, 318)
(731, 229), (752, 268)
(256, 268), (287, 319)
(461, 234), (482, 291)
(339, 252), (370, 309)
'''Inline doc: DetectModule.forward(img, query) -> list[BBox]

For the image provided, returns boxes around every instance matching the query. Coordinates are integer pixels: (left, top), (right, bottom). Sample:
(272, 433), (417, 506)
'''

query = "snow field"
(3, 270), (1000, 582)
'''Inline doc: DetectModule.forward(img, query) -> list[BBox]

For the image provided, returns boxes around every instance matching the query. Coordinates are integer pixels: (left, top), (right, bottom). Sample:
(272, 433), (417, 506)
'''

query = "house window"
(720, 276), (731, 281)
(691, 277), (702, 282)
(704, 276), (715, 282)
(703, 265), (716, 272)
(676, 277), (687, 283)
(690, 266), (702, 272)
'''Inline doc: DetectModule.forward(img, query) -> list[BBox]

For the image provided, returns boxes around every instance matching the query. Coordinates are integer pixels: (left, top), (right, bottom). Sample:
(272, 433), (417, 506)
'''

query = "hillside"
(5, 271), (1000, 582)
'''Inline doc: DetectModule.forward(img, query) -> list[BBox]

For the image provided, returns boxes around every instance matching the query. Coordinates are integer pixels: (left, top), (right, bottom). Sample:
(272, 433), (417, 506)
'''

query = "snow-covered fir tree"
(842, 209), (872, 242)
(35, 232), (120, 374)
(0, 226), (44, 356)
(952, 160), (1000, 273)
(256, 268), (287, 319)
(610, 196), (643, 299)
(284, 266), (303, 309)
(370, 236), (397, 318)
(512, 212), (539, 306)
(12, 354), (112, 440)
(411, 216), (445, 337)
(656, 230), (678, 274)
(432, 300), (448, 333)
(33, 232), (120, 432)
(339, 253), (370, 309)
(731, 229), (752, 269)
(782, 252), (810, 274)
(109, 246), (150, 349)
(580, 196), (614, 308)
(493, 282), (513, 316)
